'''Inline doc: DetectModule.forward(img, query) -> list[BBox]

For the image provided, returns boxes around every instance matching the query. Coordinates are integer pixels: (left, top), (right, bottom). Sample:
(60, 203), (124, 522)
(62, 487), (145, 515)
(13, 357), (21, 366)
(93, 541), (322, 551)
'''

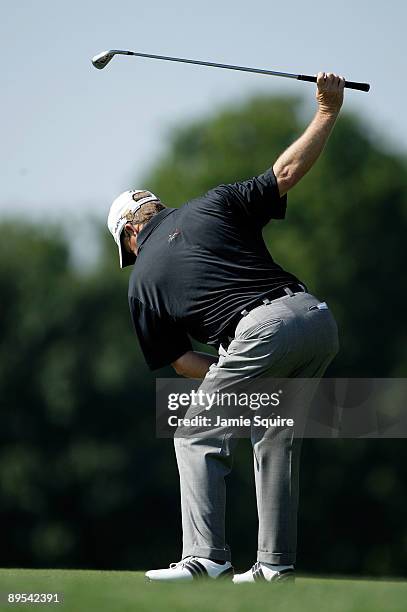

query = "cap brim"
(118, 233), (137, 268)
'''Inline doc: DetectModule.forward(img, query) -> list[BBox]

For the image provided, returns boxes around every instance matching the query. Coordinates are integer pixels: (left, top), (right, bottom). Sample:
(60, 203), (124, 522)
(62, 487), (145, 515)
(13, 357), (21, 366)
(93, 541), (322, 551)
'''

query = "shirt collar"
(136, 208), (176, 252)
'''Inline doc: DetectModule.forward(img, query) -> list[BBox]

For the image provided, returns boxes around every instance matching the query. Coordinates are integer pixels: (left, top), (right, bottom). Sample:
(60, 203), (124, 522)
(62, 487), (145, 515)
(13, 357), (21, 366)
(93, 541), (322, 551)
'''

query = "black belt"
(220, 282), (307, 346)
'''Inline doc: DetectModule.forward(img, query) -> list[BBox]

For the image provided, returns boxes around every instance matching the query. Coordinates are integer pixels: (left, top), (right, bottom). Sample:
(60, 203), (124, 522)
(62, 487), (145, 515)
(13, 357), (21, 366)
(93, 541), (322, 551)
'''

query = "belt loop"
(240, 308), (249, 316)
(262, 298), (271, 305)
(284, 286), (294, 297)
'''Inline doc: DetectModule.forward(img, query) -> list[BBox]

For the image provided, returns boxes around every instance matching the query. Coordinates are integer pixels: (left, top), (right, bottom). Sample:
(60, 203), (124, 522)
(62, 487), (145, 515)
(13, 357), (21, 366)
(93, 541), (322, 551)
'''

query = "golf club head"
(92, 50), (116, 70)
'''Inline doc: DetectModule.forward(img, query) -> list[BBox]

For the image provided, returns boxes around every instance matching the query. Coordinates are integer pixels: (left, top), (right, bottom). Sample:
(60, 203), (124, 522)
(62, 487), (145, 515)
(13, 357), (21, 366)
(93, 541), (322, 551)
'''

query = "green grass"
(0, 569), (406, 612)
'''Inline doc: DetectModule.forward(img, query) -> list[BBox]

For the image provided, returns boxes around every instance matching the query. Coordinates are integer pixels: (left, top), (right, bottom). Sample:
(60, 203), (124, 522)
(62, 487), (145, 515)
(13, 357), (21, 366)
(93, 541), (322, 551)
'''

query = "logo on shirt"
(168, 229), (181, 243)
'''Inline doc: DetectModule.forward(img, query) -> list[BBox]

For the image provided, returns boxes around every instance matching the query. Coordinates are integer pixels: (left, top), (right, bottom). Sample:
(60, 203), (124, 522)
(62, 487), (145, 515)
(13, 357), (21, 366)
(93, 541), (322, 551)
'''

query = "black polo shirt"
(128, 167), (303, 370)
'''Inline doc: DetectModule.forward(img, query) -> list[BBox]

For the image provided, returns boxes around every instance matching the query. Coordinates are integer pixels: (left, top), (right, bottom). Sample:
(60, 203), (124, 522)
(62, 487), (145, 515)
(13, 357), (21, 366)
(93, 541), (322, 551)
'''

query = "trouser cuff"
(183, 546), (231, 562)
(257, 551), (296, 564)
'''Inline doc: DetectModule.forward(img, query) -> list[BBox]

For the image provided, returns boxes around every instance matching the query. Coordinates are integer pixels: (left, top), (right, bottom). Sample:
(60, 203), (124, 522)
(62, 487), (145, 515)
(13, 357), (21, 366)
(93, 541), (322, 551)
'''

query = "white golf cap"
(107, 189), (160, 268)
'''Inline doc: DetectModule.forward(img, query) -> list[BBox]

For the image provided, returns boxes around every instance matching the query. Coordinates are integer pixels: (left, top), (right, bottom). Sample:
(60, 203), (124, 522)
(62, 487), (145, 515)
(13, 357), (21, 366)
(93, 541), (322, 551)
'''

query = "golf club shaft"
(116, 50), (370, 92)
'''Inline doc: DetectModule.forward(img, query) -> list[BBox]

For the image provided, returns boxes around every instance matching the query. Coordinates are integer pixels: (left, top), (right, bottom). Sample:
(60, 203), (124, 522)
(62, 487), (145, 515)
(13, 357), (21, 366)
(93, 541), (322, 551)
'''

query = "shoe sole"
(145, 571), (234, 583)
(233, 575), (296, 585)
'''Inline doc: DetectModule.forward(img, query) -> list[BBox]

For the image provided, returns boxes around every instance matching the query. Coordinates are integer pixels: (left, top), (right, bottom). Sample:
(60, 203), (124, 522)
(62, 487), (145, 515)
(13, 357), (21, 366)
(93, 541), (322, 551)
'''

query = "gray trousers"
(174, 290), (339, 564)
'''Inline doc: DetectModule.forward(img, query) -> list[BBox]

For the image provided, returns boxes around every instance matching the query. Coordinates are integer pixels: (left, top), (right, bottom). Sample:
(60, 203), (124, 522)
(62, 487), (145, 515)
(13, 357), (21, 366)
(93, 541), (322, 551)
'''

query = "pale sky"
(1, 0), (406, 220)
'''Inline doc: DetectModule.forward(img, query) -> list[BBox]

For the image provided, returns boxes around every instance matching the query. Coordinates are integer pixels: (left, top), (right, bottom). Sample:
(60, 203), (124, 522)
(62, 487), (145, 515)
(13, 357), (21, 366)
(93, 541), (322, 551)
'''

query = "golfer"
(108, 72), (343, 583)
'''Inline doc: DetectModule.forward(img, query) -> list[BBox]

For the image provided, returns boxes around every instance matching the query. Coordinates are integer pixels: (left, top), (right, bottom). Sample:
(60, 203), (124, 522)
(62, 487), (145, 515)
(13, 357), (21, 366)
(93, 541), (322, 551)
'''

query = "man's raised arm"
(273, 72), (345, 196)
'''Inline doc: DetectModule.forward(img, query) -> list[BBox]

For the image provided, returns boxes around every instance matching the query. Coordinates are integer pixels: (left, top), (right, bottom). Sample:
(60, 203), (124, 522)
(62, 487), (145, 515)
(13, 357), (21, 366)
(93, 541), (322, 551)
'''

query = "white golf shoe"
(145, 556), (234, 582)
(233, 562), (295, 584)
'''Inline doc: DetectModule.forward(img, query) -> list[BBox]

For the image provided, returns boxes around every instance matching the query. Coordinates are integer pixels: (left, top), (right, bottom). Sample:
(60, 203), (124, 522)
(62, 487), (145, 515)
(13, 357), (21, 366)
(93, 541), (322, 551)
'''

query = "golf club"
(91, 49), (370, 92)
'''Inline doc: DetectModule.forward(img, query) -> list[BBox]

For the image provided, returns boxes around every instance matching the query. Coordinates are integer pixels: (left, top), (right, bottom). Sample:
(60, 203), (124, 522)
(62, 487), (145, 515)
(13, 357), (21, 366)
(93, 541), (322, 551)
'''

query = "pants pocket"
(236, 317), (283, 341)
(227, 319), (286, 358)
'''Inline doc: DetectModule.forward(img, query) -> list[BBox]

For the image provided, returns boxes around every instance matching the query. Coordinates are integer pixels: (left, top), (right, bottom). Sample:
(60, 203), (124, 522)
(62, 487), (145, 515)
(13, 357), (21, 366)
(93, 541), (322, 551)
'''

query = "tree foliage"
(1, 95), (407, 575)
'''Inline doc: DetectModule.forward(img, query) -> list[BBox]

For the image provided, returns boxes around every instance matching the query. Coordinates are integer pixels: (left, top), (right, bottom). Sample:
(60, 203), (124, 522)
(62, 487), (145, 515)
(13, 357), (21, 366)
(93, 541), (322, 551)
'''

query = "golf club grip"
(297, 74), (370, 92)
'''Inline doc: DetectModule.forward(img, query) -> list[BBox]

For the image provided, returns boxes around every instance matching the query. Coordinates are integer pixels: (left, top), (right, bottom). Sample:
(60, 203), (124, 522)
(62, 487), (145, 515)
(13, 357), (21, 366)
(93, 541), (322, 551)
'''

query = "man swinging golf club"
(108, 72), (343, 583)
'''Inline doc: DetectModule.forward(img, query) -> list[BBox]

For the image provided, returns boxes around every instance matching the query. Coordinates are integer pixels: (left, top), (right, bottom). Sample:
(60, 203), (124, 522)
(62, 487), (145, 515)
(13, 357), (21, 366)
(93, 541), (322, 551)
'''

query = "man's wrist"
(316, 106), (341, 120)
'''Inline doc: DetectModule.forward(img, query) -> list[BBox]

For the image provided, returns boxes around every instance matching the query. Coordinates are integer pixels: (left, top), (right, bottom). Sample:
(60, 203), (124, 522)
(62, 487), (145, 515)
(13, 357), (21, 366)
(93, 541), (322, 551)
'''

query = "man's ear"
(124, 222), (136, 236)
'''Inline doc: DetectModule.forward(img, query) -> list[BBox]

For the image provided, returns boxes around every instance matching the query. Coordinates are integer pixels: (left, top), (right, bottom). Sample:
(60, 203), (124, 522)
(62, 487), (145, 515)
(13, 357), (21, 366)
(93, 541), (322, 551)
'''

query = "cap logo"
(132, 191), (152, 202)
